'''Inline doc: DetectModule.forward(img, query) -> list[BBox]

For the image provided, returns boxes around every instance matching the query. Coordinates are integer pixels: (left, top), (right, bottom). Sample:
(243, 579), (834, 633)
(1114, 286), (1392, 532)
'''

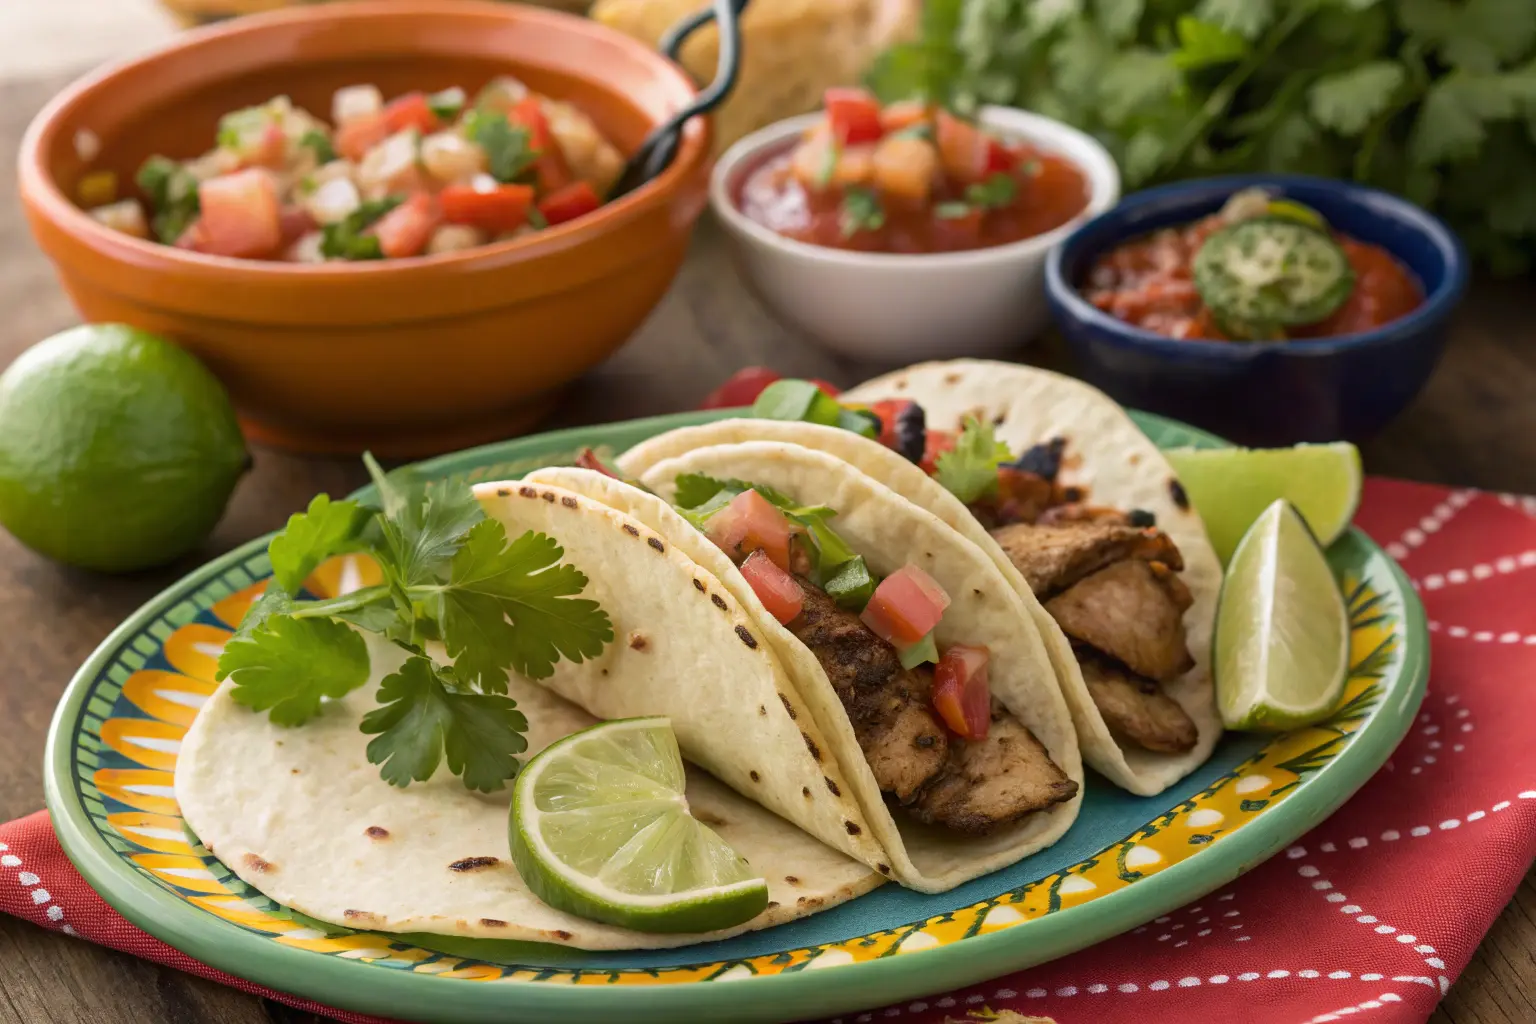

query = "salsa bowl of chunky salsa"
(1045, 175), (1468, 446)
(711, 93), (1119, 362)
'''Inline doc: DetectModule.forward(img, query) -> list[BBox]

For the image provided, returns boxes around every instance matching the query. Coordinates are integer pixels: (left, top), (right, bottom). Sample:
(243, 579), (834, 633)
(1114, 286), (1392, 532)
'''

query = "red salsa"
(737, 89), (1090, 254)
(1084, 189), (1423, 341)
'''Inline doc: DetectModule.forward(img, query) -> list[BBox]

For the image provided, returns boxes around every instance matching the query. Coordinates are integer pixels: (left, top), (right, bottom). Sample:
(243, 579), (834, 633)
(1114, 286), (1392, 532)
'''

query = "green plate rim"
(43, 408), (1430, 1024)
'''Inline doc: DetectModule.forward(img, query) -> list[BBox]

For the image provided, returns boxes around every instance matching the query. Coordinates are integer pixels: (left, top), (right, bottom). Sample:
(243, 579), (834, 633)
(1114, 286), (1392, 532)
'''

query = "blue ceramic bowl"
(1044, 174), (1469, 445)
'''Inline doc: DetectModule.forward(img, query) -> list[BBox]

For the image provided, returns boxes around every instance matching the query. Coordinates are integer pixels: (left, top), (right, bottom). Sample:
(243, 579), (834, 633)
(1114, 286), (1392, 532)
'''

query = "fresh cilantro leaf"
(1410, 74), (1507, 165)
(299, 129), (336, 164)
(1308, 62), (1406, 136)
(361, 654), (529, 792)
(750, 379), (843, 427)
(216, 104), (269, 151)
(464, 110), (537, 183)
(965, 172), (1019, 210)
(815, 142), (839, 189)
(135, 155), (200, 244)
(1193, 0), (1272, 40)
(268, 494), (372, 593)
(1398, 0), (1536, 74)
(935, 200), (974, 219)
(1098, 49), (1182, 125)
(435, 521), (613, 687)
(320, 197), (402, 260)
(865, 0), (965, 107)
(1093, 0), (1144, 43)
(225, 583), (296, 648)
(526, 206), (549, 230)
(835, 407), (881, 439)
(839, 187), (886, 237)
(673, 473), (735, 511)
(427, 86), (467, 122)
(934, 416), (1014, 504)
(220, 615), (370, 726)
(1171, 16), (1249, 70)
(375, 470), (485, 589)
(898, 631), (940, 670)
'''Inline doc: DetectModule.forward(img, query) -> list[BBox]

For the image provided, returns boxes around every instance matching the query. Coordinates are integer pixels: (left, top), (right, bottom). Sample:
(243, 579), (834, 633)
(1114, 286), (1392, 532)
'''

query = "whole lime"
(0, 324), (250, 572)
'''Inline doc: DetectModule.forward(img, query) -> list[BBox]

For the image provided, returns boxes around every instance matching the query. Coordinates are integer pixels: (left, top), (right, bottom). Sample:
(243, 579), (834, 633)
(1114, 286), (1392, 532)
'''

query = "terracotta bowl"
(18, 0), (709, 456)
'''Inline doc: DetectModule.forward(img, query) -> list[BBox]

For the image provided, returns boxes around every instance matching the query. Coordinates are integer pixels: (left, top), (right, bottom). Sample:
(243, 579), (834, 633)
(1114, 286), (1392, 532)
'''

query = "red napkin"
(4, 478), (1536, 1024)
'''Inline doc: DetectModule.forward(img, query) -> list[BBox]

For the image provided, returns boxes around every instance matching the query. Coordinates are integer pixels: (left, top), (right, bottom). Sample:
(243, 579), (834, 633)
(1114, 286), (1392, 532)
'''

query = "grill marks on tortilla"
(736, 625), (758, 648)
(824, 777), (840, 796)
(364, 826), (389, 840)
(802, 732), (821, 760)
(561, 495), (578, 508)
(519, 486), (537, 498)
(622, 523), (639, 536)
(711, 593), (728, 611)
(750, 770), (761, 782)
(243, 853), (275, 873)
(449, 856), (500, 872)
(778, 693), (797, 719)
(1169, 478), (1190, 510)
(693, 578), (707, 593)
(496, 488), (511, 497)
(628, 631), (649, 651)
(480, 918), (508, 928)
(648, 537), (665, 552)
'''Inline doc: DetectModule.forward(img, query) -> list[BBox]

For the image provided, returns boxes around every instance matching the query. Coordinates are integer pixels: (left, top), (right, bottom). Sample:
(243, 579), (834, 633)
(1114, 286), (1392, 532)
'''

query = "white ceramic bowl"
(710, 107), (1121, 363)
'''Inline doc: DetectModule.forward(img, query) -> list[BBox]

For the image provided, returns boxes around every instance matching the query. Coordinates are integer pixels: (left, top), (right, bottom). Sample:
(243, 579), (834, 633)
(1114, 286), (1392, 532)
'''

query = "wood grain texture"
(0, 73), (1533, 1024)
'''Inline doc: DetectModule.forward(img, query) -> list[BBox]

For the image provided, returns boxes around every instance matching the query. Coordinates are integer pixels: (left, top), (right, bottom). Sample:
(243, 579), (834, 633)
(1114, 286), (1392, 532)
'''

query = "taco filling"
(671, 473), (1078, 835)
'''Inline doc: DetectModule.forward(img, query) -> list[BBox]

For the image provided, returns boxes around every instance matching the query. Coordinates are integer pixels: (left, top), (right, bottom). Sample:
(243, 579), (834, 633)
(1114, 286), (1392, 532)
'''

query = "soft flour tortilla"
(177, 635), (879, 950)
(590, 445), (1083, 893)
(616, 361), (1223, 796)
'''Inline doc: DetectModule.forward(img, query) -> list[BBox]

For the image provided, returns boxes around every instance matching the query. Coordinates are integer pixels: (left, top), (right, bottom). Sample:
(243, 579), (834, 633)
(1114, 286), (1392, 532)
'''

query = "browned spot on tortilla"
(943, 372), (961, 384)
(1129, 452), (1142, 466)
(894, 379), (907, 391)
(825, 777), (840, 796)
(802, 786), (812, 798)
(993, 411), (1006, 425)
(778, 693), (797, 719)
(758, 705), (767, 716)
(519, 486), (537, 498)
(694, 808), (728, 827)
(343, 909), (377, 922)
(736, 625), (757, 648)
(541, 491), (556, 502)
(290, 768), (300, 774)
(628, 631), (649, 651)
(480, 918), (508, 928)
(243, 854), (274, 873)
(844, 820), (862, 835)
(784, 875), (799, 885)
(750, 770), (760, 782)
(802, 732), (821, 761)
(449, 856), (500, 872)
(364, 826), (389, 840)
(496, 488), (511, 497)
(800, 896), (823, 908)
(561, 495), (577, 508)
(601, 668), (609, 676)
(877, 863), (891, 875)
(693, 578), (706, 592)
(766, 901), (780, 909)
(648, 536), (665, 552)
(711, 593), (728, 611)
(622, 523), (639, 536)
(1170, 478), (1190, 509)
(552, 928), (572, 940)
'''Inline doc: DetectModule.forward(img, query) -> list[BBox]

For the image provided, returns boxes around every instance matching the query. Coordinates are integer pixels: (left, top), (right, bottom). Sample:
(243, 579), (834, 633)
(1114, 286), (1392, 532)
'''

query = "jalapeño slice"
(1193, 218), (1355, 337)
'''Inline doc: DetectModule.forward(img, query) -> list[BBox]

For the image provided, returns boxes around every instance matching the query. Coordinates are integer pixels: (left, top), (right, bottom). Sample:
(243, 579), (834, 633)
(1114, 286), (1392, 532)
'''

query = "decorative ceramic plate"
(45, 409), (1428, 1024)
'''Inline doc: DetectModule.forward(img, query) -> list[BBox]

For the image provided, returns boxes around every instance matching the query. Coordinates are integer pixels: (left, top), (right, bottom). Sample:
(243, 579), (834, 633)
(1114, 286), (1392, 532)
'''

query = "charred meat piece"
(989, 520), (1184, 595)
(1077, 647), (1198, 754)
(788, 578), (949, 801)
(1045, 560), (1195, 683)
(910, 702), (1079, 834)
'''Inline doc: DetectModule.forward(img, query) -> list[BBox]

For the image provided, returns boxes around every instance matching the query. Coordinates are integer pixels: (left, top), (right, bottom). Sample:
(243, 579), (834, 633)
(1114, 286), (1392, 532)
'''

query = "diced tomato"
(919, 429), (956, 475)
(537, 181), (601, 226)
(700, 367), (782, 409)
(879, 100), (929, 133)
(985, 137), (1017, 173)
(278, 205), (317, 246)
(808, 378), (841, 398)
(382, 92), (440, 135)
(935, 111), (992, 184)
(576, 447), (621, 479)
(247, 123), (288, 170)
(370, 192), (440, 259)
(705, 489), (791, 570)
(869, 399), (915, 449)
(173, 217), (208, 252)
(197, 169), (282, 259)
(823, 88), (884, 146)
(860, 564), (950, 648)
(440, 182), (534, 233)
(335, 112), (390, 163)
(932, 645), (991, 741)
(510, 96), (573, 193)
(741, 549), (804, 625)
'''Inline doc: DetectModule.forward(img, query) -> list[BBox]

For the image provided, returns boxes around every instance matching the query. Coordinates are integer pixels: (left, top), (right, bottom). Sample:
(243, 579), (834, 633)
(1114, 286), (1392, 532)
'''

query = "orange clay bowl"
(18, 0), (709, 457)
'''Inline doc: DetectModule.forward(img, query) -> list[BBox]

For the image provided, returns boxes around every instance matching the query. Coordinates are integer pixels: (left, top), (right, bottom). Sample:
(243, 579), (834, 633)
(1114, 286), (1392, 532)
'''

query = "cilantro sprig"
(933, 416), (1014, 504)
(463, 110), (538, 183)
(135, 156), (200, 245)
(320, 197), (403, 261)
(749, 379), (878, 438)
(215, 455), (614, 792)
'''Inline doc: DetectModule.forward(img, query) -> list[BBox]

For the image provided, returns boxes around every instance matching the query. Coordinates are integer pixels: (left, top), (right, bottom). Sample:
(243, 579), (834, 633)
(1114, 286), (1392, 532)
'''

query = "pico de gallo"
(1084, 188), (1423, 341)
(78, 79), (624, 261)
(736, 88), (1090, 254)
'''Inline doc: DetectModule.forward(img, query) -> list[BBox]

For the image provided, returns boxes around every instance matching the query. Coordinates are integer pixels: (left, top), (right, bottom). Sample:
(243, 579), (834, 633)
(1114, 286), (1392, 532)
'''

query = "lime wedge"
(1215, 500), (1350, 732)
(1165, 442), (1362, 565)
(509, 717), (769, 933)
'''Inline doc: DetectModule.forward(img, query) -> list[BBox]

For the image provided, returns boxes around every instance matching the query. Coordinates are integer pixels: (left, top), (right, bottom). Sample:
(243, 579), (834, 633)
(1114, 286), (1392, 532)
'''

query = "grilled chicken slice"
(910, 704), (1079, 834)
(1077, 647), (1198, 754)
(788, 578), (949, 801)
(1045, 560), (1195, 683)
(989, 521), (1183, 596)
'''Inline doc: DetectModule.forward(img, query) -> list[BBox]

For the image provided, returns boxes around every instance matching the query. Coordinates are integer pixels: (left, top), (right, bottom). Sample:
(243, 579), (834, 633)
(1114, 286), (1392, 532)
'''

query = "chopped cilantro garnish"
(135, 155), (200, 244)
(299, 129), (336, 164)
(815, 141), (840, 189)
(216, 104), (269, 151)
(463, 110), (537, 183)
(840, 187), (885, 237)
(934, 416), (1014, 503)
(427, 86), (467, 122)
(934, 201), (973, 219)
(320, 197), (403, 260)
(892, 123), (933, 141)
(526, 206), (549, 230)
(215, 453), (613, 792)
(964, 172), (1018, 210)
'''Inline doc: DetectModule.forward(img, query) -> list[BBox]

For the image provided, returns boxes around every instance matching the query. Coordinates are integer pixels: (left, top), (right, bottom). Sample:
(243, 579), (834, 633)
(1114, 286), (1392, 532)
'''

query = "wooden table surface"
(2, 71), (1535, 1024)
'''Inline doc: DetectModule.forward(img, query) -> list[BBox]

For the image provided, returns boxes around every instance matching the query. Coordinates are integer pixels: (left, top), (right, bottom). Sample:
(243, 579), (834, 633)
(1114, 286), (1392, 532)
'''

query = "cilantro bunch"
(216, 457), (614, 792)
(869, 0), (1536, 274)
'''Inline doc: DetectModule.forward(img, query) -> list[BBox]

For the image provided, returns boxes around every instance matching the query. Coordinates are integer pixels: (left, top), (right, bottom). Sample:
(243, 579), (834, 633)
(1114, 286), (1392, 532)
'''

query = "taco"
(530, 442), (1083, 894)
(616, 361), (1223, 797)
(175, 479), (881, 950)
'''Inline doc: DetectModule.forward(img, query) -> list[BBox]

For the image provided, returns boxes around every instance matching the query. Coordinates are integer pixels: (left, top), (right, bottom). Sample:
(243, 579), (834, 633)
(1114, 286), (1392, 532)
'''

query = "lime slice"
(1165, 442), (1362, 566)
(509, 717), (769, 933)
(1215, 500), (1349, 732)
